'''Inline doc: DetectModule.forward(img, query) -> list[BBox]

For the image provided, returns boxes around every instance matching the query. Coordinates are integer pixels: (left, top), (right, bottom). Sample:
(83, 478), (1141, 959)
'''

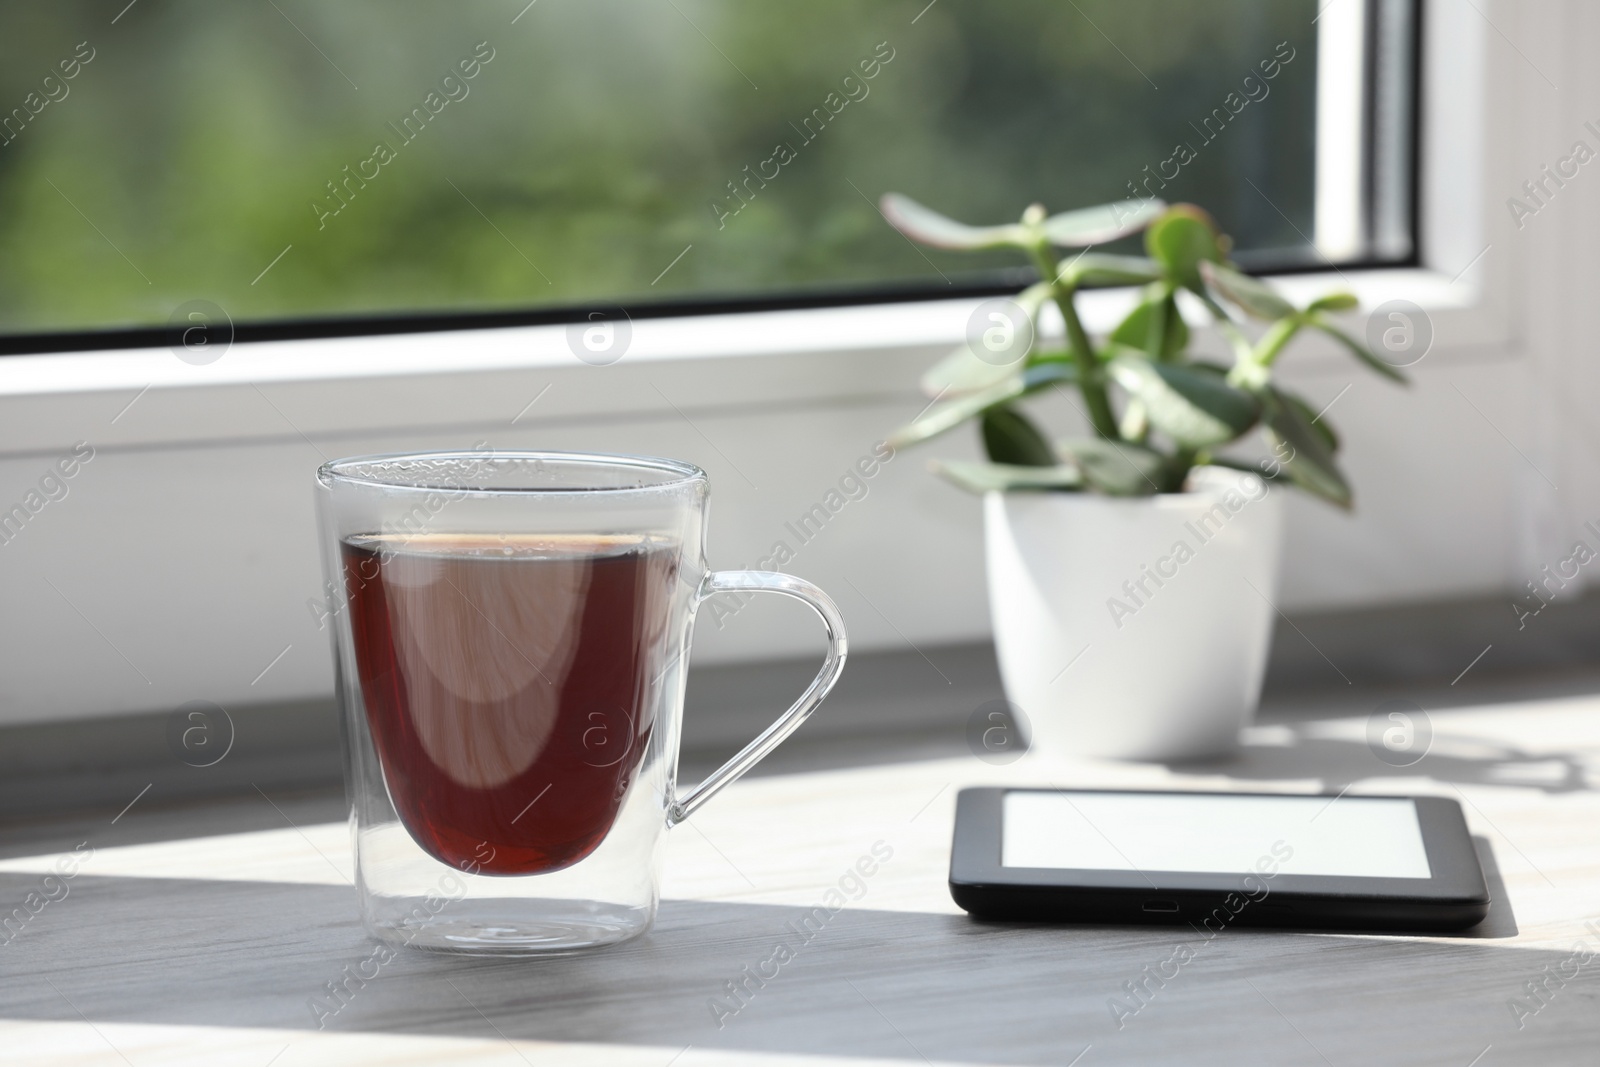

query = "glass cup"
(315, 449), (847, 954)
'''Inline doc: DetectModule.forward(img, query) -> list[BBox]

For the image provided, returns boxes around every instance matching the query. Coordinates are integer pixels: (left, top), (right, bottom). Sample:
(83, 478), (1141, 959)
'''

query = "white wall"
(0, 0), (1591, 726)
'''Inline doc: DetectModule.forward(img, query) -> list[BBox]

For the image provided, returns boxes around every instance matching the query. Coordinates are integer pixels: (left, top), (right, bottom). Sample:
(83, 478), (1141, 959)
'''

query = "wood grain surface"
(2, 686), (1598, 1066)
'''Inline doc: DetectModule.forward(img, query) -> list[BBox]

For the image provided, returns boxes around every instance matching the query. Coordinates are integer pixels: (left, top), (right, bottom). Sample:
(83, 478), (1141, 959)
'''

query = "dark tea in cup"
(342, 532), (679, 875)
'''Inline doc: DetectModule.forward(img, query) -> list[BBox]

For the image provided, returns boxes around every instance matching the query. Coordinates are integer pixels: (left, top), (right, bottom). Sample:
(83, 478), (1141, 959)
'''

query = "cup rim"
(318, 449), (708, 494)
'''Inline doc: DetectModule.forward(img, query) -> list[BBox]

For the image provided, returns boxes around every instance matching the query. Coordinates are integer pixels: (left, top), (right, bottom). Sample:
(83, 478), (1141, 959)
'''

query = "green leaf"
(1016, 359), (1078, 395)
(1307, 292), (1359, 313)
(930, 460), (1082, 494)
(1200, 261), (1296, 321)
(1039, 200), (1166, 247)
(1057, 437), (1169, 496)
(1278, 390), (1339, 453)
(889, 362), (1074, 450)
(1110, 289), (1188, 360)
(879, 193), (1028, 250)
(890, 380), (1021, 450)
(1262, 388), (1352, 508)
(1118, 399), (1150, 442)
(919, 346), (1022, 398)
(1206, 455), (1286, 482)
(1107, 352), (1261, 448)
(1144, 204), (1224, 292)
(982, 405), (1057, 466)
(920, 281), (1052, 393)
(1308, 316), (1409, 384)
(1057, 253), (1165, 288)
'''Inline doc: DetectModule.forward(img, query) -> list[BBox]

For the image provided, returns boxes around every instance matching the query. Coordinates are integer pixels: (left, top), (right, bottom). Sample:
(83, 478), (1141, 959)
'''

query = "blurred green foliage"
(0, 0), (1317, 335)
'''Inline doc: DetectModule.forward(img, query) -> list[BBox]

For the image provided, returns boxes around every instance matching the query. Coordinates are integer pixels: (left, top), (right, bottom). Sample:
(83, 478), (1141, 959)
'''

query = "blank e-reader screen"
(1000, 791), (1432, 879)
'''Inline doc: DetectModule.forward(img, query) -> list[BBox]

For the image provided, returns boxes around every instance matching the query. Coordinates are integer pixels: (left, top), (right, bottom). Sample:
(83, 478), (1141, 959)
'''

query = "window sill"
(0, 265), (1505, 457)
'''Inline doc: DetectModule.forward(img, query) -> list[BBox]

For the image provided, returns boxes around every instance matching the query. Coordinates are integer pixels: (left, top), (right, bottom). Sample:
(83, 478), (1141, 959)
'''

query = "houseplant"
(882, 194), (1405, 760)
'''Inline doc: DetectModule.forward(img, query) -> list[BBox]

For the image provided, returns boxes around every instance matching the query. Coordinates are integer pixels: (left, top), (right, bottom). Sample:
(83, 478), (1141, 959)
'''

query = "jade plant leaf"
(1262, 388), (1352, 508)
(1200, 261), (1297, 321)
(917, 282), (1055, 396)
(1145, 204), (1224, 293)
(1110, 288), (1188, 360)
(1015, 359), (1083, 395)
(1039, 200), (1167, 248)
(1057, 253), (1165, 288)
(1057, 437), (1169, 496)
(1307, 292), (1359, 312)
(879, 194), (1029, 250)
(982, 405), (1057, 466)
(919, 346), (1021, 398)
(930, 460), (1083, 493)
(1107, 352), (1260, 448)
(890, 380), (1021, 450)
(1308, 316), (1409, 383)
(1278, 389), (1339, 453)
(889, 362), (1075, 449)
(1205, 455), (1285, 481)
(1118, 398), (1150, 442)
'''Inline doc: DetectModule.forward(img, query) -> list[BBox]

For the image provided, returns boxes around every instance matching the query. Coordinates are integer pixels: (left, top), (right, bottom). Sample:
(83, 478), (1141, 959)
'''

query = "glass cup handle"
(667, 570), (848, 826)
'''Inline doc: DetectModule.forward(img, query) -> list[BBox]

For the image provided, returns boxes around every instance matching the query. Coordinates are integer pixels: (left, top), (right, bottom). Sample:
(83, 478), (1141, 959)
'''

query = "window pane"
(0, 0), (1357, 340)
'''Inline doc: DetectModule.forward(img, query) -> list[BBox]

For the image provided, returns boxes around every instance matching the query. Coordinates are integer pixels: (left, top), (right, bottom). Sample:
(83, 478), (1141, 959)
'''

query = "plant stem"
(1060, 290), (1120, 439)
(1254, 315), (1303, 366)
(1146, 294), (1168, 361)
(1030, 244), (1118, 439)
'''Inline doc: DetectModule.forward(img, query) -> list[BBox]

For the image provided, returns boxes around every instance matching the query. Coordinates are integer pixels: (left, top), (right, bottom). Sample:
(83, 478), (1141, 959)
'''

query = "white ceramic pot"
(984, 466), (1283, 762)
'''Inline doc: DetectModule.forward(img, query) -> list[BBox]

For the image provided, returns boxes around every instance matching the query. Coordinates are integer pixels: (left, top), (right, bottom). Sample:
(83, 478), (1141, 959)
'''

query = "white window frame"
(0, 0), (1497, 451)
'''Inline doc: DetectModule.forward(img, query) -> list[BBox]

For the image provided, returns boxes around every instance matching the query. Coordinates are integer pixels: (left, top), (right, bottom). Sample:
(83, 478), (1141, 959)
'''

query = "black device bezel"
(949, 787), (1489, 933)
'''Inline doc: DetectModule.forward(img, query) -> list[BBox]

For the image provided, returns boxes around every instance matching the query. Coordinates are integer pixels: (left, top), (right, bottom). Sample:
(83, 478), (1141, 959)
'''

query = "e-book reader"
(949, 788), (1489, 932)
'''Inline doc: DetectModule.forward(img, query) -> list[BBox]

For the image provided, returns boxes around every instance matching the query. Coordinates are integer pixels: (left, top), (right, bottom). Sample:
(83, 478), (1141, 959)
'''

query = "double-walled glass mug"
(315, 450), (847, 954)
